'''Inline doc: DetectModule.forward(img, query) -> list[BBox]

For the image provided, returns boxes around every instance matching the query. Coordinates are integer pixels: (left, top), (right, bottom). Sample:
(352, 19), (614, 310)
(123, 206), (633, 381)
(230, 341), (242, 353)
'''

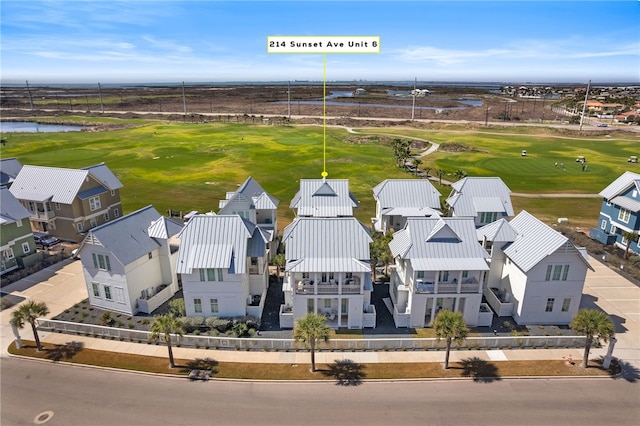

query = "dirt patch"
(439, 142), (482, 152)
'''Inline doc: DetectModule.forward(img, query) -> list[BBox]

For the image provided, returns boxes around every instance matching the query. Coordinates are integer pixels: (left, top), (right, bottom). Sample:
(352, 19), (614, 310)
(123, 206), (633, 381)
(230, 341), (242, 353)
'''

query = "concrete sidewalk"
(2, 258), (638, 368)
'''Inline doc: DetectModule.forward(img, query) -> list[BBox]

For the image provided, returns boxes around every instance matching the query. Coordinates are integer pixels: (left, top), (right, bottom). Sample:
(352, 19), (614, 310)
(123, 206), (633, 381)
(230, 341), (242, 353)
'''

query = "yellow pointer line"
(322, 52), (327, 178)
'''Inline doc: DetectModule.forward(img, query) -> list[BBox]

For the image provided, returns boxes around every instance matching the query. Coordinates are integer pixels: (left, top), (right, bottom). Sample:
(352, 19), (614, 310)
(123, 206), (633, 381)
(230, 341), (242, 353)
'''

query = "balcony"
(483, 287), (514, 317)
(415, 279), (480, 294)
(31, 208), (56, 222)
(295, 279), (361, 295)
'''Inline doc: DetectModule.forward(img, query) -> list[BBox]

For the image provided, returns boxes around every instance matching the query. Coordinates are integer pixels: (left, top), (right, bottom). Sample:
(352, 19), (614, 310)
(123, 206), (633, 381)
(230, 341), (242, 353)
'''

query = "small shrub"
(141, 319), (150, 325)
(100, 312), (114, 327)
(116, 320), (124, 327)
(193, 329), (200, 336)
(127, 324), (135, 329)
(168, 299), (186, 317)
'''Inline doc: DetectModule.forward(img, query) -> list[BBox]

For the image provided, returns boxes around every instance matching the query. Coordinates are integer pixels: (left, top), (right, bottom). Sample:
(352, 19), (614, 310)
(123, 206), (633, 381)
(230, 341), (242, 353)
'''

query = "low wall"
(37, 318), (586, 351)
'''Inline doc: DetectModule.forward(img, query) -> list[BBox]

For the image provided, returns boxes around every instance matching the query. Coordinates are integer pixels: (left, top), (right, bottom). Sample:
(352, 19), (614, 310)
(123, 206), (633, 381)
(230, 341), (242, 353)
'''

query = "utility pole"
(97, 83), (104, 113)
(579, 80), (591, 131)
(25, 80), (34, 110)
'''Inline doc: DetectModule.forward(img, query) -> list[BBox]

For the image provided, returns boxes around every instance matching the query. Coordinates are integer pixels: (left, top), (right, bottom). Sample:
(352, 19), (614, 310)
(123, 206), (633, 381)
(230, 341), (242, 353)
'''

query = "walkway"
(1, 259), (638, 370)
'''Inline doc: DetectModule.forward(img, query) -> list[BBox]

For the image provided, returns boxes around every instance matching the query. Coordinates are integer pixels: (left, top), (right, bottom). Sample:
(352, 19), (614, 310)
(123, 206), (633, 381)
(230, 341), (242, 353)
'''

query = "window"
(16, 219), (23, 227)
(90, 218), (97, 228)
(194, 298), (202, 313)
(439, 270), (449, 282)
(104, 212), (110, 221)
(307, 299), (314, 313)
(218, 268), (223, 281)
(28, 201), (35, 212)
(199, 269), (206, 281)
(55, 203), (61, 210)
(91, 282), (100, 297)
(92, 253), (111, 271)
(148, 252), (153, 260)
(546, 264), (569, 281)
(210, 299), (219, 314)
(606, 199), (611, 206)
(618, 208), (631, 223)
(21, 242), (30, 254)
(302, 272), (310, 279)
(345, 272), (353, 279)
(545, 298), (555, 312)
(115, 287), (125, 303)
(89, 196), (101, 211)
(207, 268), (216, 281)
(562, 298), (571, 312)
(114, 209), (120, 218)
(111, 190), (116, 196)
(4, 248), (14, 260)
(104, 285), (112, 300)
(600, 220), (606, 230)
(324, 299), (332, 309)
(417, 271), (425, 279)
(77, 222), (84, 232)
(480, 212), (498, 223)
(611, 225), (617, 235)
(633, 190), (638, 198)
(462, 270), (469, 278)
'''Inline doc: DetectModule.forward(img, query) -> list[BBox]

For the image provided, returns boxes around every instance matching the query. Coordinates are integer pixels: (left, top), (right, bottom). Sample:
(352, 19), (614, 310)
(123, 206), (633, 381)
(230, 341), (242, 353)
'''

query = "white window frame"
(104, 285), (112, 300)
(4, 248), (14, 260)
(210, 298), (219, 314)
(91, 282), (100, 298)
(55, 202), (61, 210)
(600, 220), (606, 230)
(114, 209), (120, 218)
(104, 211), (110, 221)
(92, 253), (111, 271)
(561, 298), (571, 312)
(21, 242), (30, 254)
(89, 196), (101, 211)
(16, 219), (23, 227)
(111, 190), (116, 196)
(90, 217), (98, 228)
(77, 222), (84, 232)
(545, 298), (555, 312)
(618, 208), (631, 223)
(194, 298), (202, 313)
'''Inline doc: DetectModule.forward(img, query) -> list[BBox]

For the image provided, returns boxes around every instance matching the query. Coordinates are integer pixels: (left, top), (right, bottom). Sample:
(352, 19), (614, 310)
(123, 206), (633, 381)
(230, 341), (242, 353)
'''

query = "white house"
(176, 214), (271, 319)
(290, 178), (358, 217)
(372, 179), (441, 234)
(388, 217), (490, 327)
(280, 216), (376, 329)
(446, 177), (514, 227)
(481, 210), (593, 325)
(77, 205), (182, 315)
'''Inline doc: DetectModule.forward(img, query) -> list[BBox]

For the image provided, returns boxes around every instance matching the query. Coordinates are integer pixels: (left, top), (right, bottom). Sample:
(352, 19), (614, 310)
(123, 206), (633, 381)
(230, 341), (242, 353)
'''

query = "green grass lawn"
(2, 118), (637, 230)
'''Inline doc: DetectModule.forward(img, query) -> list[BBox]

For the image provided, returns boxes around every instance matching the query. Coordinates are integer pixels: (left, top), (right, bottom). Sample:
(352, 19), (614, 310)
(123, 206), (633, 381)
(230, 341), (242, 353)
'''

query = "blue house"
(590, 171), (640, 253)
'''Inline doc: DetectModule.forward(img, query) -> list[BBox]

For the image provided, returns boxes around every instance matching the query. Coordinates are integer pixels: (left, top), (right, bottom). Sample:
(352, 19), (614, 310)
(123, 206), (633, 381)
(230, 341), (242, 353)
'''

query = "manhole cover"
(34, 411), (54, 424)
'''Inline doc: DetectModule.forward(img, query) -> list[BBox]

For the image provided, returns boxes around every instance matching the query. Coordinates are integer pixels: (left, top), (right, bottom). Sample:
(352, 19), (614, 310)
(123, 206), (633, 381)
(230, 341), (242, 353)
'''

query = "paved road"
(2, 357), (638, 426)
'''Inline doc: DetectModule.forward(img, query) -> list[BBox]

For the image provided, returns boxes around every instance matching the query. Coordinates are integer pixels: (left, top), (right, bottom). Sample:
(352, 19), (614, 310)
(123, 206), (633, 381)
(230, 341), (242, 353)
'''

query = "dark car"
(33, 232), (61, 249)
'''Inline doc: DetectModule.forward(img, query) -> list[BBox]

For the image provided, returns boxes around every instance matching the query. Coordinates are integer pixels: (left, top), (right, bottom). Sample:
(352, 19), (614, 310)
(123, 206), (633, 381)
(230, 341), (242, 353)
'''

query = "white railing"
(137, 285), (176, 314)
(484, 288), (515, 317)
(36, 318), (586, 351)
(296, 282), (361, 295)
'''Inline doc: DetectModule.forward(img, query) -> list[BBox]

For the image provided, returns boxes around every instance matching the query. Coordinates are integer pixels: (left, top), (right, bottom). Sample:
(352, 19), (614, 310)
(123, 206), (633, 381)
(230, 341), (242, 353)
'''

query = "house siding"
(181, 270), (249, 317)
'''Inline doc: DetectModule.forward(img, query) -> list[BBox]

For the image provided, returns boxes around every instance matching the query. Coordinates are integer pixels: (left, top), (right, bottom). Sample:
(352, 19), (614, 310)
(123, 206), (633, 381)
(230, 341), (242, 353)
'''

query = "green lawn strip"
(9, 341), (617, 380)
(511, 196), (602, 229)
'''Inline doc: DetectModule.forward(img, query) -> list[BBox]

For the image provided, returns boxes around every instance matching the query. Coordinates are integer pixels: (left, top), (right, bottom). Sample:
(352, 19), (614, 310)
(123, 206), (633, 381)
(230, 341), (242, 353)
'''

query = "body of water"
(0, 121), (85, 133)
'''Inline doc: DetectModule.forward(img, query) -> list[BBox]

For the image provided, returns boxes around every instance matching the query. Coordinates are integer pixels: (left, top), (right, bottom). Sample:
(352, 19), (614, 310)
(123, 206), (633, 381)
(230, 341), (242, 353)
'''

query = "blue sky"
(1, 1), (638, 83)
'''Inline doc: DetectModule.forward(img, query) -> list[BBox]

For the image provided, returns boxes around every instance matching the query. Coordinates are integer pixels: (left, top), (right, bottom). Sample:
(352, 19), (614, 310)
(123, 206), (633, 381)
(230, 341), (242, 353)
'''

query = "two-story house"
(77, 205), (182, 315)
(445, 177), (514, 227)
(176, 214), (271, 318)
(388, 217), (490, 328)
(280, 216), (375, 329)
(483, 210), (592, 325)
(1, 188), (38, 275)
(590, 171), (640, 253)
(9, 163), (123, 242)
(372, 179), (441, 234)
(290, 178), (358, 217)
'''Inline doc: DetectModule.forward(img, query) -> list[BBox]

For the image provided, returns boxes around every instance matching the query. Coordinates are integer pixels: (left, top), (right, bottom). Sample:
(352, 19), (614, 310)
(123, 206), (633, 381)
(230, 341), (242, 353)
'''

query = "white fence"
(37, 318), (586, 351)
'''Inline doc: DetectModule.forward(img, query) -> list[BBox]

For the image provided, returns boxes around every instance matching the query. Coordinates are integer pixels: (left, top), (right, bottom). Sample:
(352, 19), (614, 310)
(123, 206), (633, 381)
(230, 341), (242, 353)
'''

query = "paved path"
(2, 258), (638, 374)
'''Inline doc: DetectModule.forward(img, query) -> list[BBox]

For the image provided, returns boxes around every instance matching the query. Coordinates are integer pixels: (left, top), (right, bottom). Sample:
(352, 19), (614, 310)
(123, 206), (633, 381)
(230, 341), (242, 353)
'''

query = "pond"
(0, 121), (85, 133)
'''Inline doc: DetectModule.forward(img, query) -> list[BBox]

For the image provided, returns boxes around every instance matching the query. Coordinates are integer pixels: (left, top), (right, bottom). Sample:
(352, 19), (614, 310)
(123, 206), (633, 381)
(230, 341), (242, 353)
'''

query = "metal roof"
(389, 217), (490, 271)
(446, 177), (514, 217)
(148, 216), (183, 240)
(78, 186), (107, 200)
(503, 210), (591, 272)
(0, 188), (32, 225)
(282, 217), (372, 272)
(176, 215), (254, 274)
(79, 205), (162, 267)
(9, 164), (122, 204)
(610, 195), (640, 213)
(0, 158), (22, 187)
(382, 206), (441, 218)
(372, 179), (441, 209)
(290, 179), (358, 217)
(599, 171), (640, 200)
(477, 219), (518, 242)
(219, 177), (279, 213)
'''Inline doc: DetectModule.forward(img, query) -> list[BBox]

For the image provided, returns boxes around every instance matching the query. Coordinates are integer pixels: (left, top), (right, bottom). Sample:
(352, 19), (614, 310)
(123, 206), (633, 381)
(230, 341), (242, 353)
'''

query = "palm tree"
(11, 300), (49, 351)
(150, 313), (184, 368)
(412, 157), (423, 176)
(432, 309), (469, 369)
(570, 309), (615, 368)
(621, 230), (638, 259)
(293, 312), (331, 372)
(272, 253), (286, 280)
(436, 169), (445, 185)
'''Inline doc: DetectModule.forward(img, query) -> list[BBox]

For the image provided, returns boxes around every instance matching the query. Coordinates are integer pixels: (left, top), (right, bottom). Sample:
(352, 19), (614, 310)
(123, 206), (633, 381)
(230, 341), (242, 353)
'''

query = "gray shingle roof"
(282, 217), (372, 272)
(503, 210), (591, 272)
(599, 171), (640, 200)
(9, 164), (122, 204)
(373, 179), (441, 210)
(0, 187), (32, 225)
(79, 205), (163, 266)
(389, 217), (490, 271)
(446, 177), (514, 217)
(177, 215), (254, 274)
(290, 179), (358, 217)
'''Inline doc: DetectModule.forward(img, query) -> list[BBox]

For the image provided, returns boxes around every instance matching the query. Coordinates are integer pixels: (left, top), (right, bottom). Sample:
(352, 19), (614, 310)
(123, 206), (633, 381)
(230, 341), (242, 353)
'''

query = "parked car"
(33, 232), (61, 249)
(597, 123), (608, 127)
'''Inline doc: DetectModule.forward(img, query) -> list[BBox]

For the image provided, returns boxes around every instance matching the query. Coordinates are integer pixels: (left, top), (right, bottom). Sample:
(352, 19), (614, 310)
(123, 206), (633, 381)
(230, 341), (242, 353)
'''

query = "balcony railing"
(295, 280), (361, 295)
(415, 280), (480, 294)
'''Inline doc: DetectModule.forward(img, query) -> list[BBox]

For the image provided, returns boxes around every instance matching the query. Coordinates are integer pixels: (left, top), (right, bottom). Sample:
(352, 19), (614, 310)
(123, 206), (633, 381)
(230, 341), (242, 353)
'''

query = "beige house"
(9, 163), (123, 242)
